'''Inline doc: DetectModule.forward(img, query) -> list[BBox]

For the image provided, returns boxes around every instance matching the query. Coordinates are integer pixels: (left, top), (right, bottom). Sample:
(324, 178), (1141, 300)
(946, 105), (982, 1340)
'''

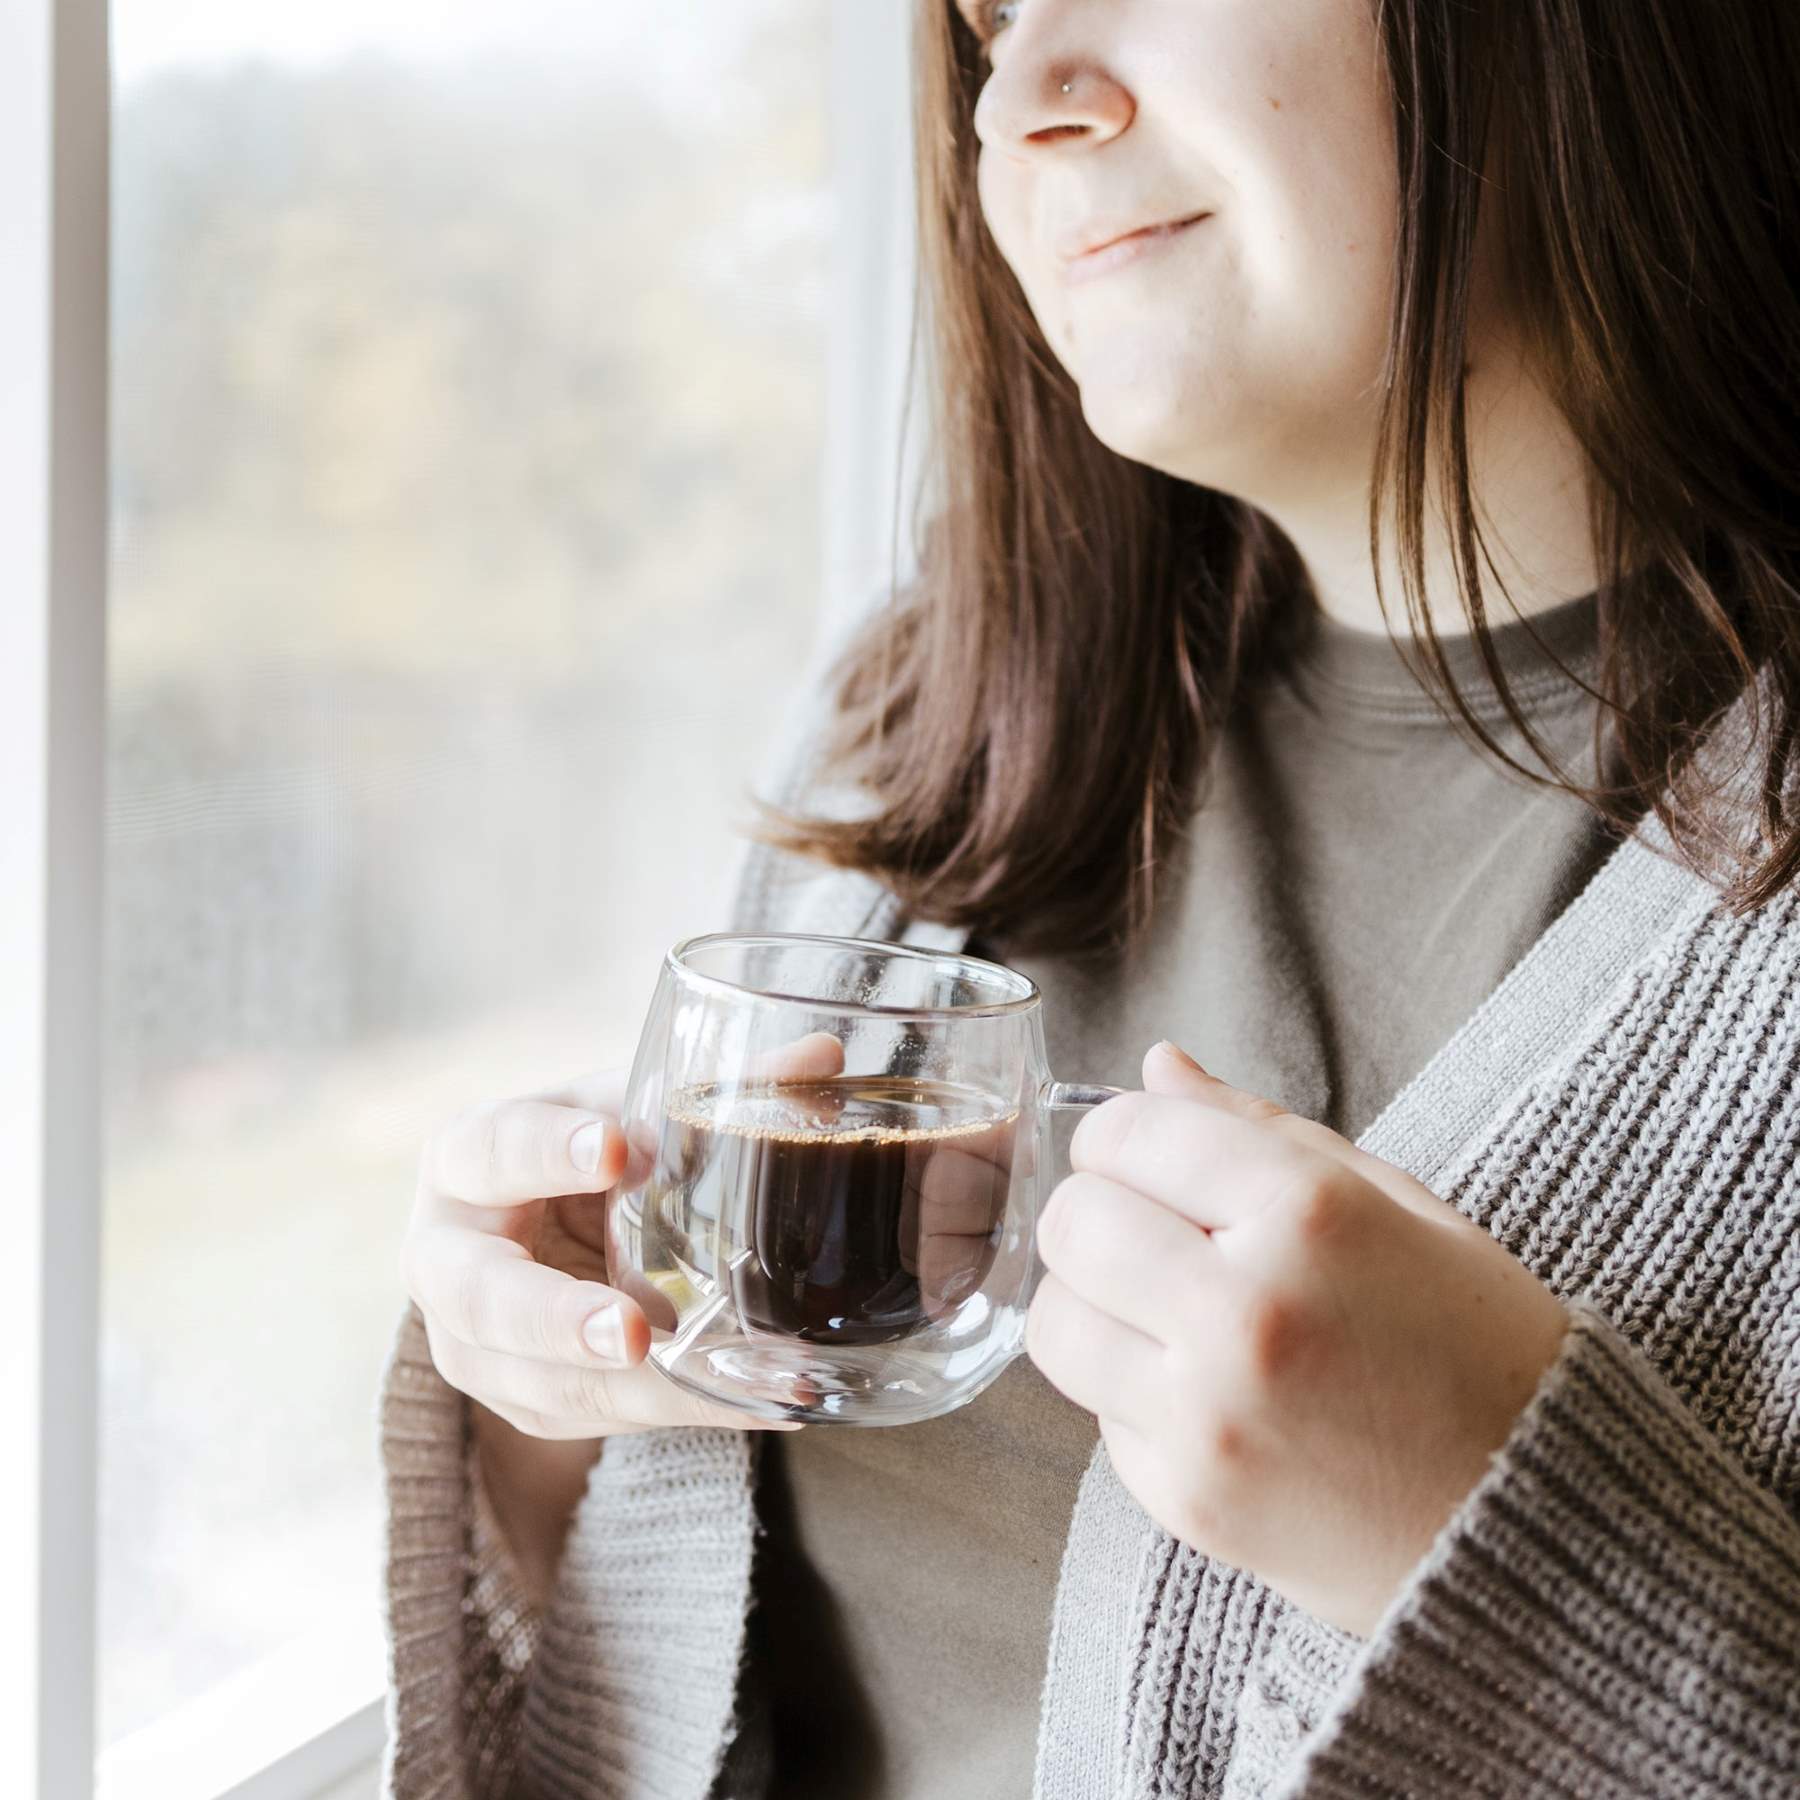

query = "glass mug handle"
(1043, 1081), (1127, 1111)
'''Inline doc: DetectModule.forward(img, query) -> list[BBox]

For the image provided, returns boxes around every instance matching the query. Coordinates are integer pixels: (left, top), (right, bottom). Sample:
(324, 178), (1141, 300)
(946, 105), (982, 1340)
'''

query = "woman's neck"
(1259, 337), (1600, 638)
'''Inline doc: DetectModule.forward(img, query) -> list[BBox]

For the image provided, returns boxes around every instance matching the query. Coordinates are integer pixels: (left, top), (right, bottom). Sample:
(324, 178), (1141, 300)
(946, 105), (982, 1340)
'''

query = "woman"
(382, 2), (1800, 1795)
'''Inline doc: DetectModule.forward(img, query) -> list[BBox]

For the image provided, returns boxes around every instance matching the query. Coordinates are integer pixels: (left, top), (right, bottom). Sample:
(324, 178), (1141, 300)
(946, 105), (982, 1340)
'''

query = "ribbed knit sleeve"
(379, 1302), (541, 1800)
(1270, 1301), (1800, 1799)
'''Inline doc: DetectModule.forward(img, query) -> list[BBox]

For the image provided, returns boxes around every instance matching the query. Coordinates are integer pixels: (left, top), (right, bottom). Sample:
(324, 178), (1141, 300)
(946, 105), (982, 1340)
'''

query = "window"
(6, 1), (918, 1794)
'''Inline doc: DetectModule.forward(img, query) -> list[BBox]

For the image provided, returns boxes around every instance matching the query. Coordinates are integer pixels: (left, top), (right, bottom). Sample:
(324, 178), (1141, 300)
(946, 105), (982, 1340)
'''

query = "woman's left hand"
(1025, 1039), (1570, 1638)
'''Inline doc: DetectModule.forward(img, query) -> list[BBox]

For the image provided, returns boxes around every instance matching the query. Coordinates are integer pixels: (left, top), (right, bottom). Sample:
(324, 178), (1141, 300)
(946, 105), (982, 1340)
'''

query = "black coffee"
(652, 1075), (1019, 1344)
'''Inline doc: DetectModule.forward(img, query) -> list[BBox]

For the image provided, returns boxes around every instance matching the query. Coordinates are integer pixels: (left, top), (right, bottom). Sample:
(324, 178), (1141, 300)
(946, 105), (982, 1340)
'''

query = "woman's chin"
(1076, 385), (1258, 494)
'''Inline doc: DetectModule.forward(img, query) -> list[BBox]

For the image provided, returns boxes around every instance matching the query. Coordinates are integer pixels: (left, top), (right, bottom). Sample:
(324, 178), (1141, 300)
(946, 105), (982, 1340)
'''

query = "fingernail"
(582, 1305), (626, 1364)
(1155, 1039), (1206, 1073)
(570, 1121), (608, 1176)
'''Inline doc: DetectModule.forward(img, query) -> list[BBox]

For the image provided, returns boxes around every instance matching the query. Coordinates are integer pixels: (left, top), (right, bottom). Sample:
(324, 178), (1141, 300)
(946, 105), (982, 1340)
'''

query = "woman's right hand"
(403, 1062), (813, 1440)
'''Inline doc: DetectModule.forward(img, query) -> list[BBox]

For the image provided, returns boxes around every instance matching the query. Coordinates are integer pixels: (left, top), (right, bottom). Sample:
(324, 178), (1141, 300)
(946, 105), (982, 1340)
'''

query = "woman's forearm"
(471, 1402), (604, 1609)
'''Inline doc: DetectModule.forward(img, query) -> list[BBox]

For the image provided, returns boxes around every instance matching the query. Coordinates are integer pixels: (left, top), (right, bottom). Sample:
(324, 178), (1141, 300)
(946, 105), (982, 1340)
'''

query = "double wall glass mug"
(604, 933), (1123, 1426)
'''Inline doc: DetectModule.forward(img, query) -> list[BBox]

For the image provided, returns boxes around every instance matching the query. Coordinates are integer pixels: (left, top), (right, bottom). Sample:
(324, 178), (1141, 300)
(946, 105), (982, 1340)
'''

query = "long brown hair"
(758, 0), (1800, 957)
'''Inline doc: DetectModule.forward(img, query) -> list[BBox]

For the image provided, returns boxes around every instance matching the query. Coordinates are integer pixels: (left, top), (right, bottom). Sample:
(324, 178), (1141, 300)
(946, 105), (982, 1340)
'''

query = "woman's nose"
(974, 57), (1135, 159)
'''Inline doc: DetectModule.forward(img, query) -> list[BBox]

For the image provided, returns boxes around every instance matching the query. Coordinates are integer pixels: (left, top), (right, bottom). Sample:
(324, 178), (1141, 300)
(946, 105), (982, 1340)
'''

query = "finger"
(918, 1231), (1000, 1317)
(900, 1136), (1012, 1271)
(1070, 1091), (1318, 1229)
(426, 1098), (629, 1208)
(615, 1033), (849, 1190)
(1096, 1414), (1210, 1555)
(1035, 1172), (1217, 1346)
(747, 1030), (845, 1084)
(1139, 1041), (1413, 1199)
(915, 1140), (1015, 1236)
(482, 1400), (800, 1440)
(431, 1330), (800, 1435)
(533, 1036), (843, 1119)
(409, 1225), (649, 1365)
(1141, 1040), (1292, 1123)
(1025, 1269), (1164, 1433)
(906, 1132), (1014, 1308)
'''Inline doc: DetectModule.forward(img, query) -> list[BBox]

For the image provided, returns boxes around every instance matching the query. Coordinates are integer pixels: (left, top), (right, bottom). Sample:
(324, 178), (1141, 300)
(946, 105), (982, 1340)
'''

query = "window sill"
(97, 1624), (385, 1800)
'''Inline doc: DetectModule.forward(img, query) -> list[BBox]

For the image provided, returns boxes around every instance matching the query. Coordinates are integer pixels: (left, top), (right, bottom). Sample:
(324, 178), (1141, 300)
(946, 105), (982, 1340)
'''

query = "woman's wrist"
(470, 1402), (604, 1610)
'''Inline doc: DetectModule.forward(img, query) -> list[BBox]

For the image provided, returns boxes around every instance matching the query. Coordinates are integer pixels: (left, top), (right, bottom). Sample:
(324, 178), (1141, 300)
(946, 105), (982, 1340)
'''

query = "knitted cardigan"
(378, 683), (1800, 1800)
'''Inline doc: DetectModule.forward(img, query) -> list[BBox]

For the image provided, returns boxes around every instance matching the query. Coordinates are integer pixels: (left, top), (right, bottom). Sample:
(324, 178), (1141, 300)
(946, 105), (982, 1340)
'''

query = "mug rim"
(666, 930), (1043, 1020)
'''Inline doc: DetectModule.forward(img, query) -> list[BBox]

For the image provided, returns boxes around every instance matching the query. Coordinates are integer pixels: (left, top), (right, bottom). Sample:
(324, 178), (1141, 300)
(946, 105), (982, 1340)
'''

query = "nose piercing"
(1061, 81), (1072, 93)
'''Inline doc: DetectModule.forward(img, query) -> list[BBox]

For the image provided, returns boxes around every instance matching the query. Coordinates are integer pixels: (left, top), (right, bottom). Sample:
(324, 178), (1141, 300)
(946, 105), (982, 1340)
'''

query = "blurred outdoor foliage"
(102, 5), (829, 1744)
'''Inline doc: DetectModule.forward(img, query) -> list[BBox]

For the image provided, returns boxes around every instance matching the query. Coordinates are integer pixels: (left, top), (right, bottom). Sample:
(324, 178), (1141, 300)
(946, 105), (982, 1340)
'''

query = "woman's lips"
(1061, 213), (1211, 286)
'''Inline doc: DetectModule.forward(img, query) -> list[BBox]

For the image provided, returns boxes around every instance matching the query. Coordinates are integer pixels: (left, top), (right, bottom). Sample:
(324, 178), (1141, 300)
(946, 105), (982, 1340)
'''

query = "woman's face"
(965, 0), (1401, 509)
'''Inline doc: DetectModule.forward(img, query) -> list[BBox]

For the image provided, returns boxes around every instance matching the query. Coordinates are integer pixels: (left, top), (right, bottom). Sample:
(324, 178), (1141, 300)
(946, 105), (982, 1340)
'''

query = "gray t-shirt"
(752, 591), (1622, 1797)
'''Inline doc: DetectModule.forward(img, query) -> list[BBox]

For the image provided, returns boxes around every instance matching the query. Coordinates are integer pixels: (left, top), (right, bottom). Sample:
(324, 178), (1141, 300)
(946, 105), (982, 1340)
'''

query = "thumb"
(1141, 1040), (1289, 1124)
(1144, 1042), (1442, 1215)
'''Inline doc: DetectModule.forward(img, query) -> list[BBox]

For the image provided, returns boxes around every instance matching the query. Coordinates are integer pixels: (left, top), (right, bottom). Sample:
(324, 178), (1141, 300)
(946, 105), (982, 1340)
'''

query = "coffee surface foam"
(665, 1077), (1018, 1147)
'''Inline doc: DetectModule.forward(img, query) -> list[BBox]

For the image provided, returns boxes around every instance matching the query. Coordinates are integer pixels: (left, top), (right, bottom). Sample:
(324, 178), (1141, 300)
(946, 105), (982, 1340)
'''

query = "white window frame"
(3, 1), (919, 1796)
(3, 5), (108, 1800)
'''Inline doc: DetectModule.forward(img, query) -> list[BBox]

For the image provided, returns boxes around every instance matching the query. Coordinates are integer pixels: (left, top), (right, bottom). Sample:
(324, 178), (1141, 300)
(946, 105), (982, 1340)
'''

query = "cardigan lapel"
(1032, 822), (1721, 1800)
(1354, 826), (1718, 1183)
